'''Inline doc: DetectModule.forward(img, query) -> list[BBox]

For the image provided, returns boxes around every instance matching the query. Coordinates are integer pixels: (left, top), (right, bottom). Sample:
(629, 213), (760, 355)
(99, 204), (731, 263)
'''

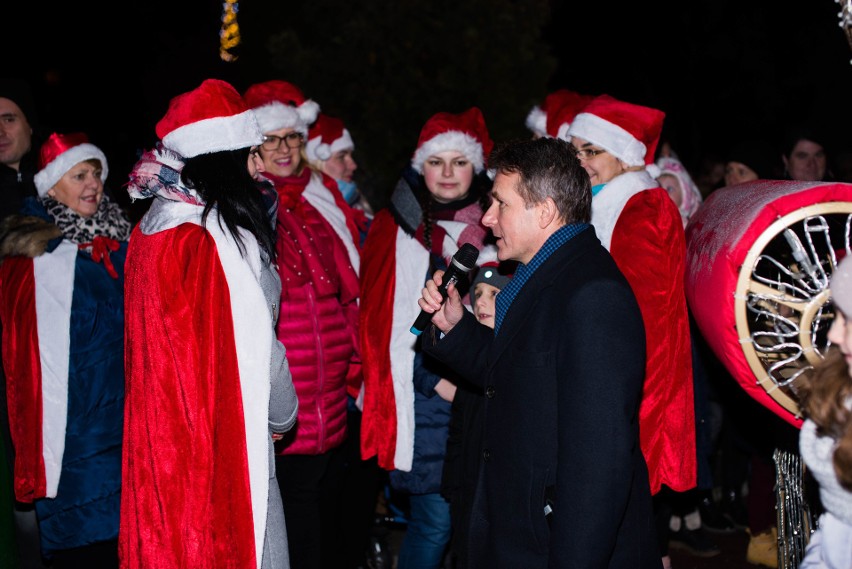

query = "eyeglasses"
(249, 147), (261, 157)
(573, 148), (607, 160)
(261, 132), (303, 151)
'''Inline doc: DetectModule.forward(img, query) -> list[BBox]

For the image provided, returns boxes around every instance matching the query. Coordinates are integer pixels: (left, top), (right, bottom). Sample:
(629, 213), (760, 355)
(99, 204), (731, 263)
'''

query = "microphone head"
(454, 243), (480, 271)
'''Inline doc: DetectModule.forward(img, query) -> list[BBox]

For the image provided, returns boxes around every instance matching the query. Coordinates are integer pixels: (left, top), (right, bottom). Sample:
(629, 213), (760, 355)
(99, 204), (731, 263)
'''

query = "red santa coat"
(360, 205), (497, 472)
(591, 170), (696, 494)
(1, 242), (76, 501)
(120, 201), (272, 569)
(303, 172), (362, 271)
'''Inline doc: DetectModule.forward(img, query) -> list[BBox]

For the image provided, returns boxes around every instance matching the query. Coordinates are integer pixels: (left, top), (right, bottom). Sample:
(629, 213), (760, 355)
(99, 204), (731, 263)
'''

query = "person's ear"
(538, 197), (558, 228)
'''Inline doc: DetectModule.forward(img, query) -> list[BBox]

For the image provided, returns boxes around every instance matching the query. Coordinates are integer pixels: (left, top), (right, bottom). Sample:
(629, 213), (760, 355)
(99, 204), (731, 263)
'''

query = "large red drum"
(685, 180), (852, 427)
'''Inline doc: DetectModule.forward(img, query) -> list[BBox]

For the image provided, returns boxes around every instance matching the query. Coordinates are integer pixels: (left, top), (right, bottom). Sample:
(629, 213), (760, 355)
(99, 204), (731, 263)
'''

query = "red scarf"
(264, 169), (311, 211)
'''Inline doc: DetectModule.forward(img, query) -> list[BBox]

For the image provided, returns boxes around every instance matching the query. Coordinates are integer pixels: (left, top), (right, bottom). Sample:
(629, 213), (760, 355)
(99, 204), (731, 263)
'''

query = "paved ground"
(669, 529), (759, 569)
(376, 525), (768, 569)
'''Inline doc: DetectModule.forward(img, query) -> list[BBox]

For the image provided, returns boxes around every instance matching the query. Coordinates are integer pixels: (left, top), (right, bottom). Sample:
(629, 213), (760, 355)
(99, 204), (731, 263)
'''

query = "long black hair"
(181, 148), (277, 261)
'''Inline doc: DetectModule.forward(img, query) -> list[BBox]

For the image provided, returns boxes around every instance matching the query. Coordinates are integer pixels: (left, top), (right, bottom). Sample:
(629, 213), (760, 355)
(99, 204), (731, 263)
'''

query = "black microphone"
(410, 243), (480, 336)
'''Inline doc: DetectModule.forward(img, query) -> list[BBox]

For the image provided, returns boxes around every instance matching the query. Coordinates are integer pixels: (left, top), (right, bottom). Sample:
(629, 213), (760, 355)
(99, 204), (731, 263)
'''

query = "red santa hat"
(525, 89), (592, 139)
(567, 94), (665, 168)
(305, 114), (354, 162)
(34, 132), (108, 197)
(411, 107), (493, 174)
(545, 91), (595, 141)
(155, 78), (262, 159)
(243, 80), (320, 137)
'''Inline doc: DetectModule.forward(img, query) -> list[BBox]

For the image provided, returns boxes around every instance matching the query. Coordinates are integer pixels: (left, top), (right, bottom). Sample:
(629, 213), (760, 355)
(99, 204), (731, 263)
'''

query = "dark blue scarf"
(494, 223), (589, 334)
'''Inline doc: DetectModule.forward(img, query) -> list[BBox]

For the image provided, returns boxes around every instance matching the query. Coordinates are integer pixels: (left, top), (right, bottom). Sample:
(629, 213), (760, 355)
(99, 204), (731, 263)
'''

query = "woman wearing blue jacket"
(0, 132), (130, 567)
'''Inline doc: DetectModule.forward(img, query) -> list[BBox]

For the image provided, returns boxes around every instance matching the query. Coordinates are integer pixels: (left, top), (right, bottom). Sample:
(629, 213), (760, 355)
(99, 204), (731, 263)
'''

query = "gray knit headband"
(831, 255), (852, 315)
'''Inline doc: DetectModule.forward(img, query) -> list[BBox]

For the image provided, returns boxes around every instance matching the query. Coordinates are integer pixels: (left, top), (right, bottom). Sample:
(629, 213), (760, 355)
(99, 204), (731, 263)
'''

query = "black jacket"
(424, 227), (659, 569)
(0, 151), (38, 221)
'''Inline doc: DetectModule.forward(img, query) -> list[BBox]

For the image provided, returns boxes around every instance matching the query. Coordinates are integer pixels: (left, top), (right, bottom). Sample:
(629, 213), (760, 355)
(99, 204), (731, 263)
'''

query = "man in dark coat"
(0, 76), (45, 569)
(419, 137), (659, 568)
(0, 78), (40, 220)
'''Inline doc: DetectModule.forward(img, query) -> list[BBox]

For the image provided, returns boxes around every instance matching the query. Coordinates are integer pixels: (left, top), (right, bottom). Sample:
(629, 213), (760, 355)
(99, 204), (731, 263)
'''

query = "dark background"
(8, 0), (852, 213)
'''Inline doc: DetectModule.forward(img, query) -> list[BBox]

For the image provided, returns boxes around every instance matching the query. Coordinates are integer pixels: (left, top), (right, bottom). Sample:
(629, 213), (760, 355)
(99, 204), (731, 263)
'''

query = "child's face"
(473, 282), (501, 329)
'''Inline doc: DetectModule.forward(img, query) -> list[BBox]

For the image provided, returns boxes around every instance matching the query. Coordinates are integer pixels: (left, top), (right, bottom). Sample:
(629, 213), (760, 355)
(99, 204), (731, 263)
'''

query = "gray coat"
(260, 254), (298, 569)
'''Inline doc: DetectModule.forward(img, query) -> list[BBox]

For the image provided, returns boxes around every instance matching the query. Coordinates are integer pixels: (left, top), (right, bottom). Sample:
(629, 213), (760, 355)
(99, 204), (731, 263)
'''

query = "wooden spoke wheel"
(734, 204), (852, 419)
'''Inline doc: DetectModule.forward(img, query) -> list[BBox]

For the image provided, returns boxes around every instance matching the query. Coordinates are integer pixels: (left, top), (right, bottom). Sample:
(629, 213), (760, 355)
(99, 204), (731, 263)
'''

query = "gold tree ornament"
(220, 0), (241, 62)
(837, 0), (852, 63)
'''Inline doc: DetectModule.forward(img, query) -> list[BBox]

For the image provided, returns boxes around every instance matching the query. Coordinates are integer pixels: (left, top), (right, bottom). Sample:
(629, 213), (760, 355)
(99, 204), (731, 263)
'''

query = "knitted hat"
(305, 114), (354, 162)
(34, 132), (108, 197)
(656, 156), (703, 226)
(726, 139), (779, 180)
(542, 90), (595, 141)
(155, 78), (262, 159)
(0, 77), (39, 129)
(243, 80), (320, 137)
(831, 254), (852, 315)
(472, 261), (513, 290)
(411, 107), (493, 174)
(567, 94), (665, 168)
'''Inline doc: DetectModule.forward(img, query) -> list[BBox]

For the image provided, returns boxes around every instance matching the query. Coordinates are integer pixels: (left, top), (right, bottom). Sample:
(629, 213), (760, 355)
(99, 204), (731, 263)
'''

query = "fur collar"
(0, 215), (62, 259)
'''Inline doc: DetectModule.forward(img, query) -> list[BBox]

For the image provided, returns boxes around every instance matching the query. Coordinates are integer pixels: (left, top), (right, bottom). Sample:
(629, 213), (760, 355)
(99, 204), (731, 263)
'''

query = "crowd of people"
(1, 73), (851, 569)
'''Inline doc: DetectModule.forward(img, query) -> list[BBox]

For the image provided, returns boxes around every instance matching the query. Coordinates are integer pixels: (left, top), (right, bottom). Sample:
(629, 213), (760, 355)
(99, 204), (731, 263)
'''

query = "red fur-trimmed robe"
(1, 242), (76, 502)
(120, 200), (272, 569)
(359, 202), (497, 472)
(592, 170), (696, 494)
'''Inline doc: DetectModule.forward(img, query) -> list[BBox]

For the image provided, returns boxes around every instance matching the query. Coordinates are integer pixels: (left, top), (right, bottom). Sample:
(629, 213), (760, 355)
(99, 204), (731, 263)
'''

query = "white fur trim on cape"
(411, 132), (485, 174)
(390, 230), (425, 472)
(591, 170), (658, 251)
(34, 144), (108, 197)
(387, 221), (497, 471)
(162, 109), (263, 159)
(568, 113), (646, 167)
(525, 106), (547, 137)
(306, 129), (354, 162)
(34, 240), (77, 497)
(302, 174), (360, 274)
(140, 198), (271, 568)
(252, 100), (320, 137)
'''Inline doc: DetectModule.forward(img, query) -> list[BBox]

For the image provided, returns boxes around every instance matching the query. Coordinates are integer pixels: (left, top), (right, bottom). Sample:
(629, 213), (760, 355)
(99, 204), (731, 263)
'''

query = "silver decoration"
(774, 448), (816, 568)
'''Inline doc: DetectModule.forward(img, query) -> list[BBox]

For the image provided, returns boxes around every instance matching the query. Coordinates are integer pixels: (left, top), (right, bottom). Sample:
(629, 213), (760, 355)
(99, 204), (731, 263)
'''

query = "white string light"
(835, 0), (852, 64)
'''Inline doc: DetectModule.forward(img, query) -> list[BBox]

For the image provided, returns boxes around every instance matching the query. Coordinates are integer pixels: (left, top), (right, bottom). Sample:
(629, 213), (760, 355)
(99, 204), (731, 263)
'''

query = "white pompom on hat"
(155, 78), (263, 159)
(411, 107), (493, 174)
(243, 80), (320, 137)
(831, 254), (852, 315)
(567, 94), (665, 169)
(525, 106), (547, 139)
(34, 132), (108, 197)
(306, 114), (354, 162)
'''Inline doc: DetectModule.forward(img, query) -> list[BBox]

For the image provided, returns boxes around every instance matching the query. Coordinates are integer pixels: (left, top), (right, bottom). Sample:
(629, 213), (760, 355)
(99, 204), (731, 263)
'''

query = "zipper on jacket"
(307, 286), (327, 452)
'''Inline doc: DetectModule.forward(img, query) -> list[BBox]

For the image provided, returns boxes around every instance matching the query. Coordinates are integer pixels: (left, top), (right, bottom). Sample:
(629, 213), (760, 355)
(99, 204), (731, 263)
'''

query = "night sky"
(9, 0), (852, 199)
